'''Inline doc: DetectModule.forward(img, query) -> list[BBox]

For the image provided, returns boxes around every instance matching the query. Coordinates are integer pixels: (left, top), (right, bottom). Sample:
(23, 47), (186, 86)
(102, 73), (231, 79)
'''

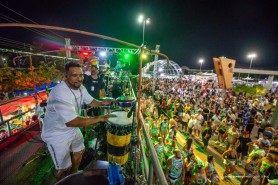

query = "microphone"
(127, 104), (136, 118)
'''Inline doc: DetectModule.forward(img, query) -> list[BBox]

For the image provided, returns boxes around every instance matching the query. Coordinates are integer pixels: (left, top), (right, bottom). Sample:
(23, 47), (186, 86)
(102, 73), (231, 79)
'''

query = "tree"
(0, 61), (63, 92)
(233, 84), (267, 97)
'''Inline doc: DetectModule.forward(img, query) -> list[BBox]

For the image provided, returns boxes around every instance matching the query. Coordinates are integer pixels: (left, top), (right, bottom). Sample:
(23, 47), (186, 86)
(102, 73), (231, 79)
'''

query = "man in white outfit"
(194, 110), (204, 138)
(41, 62), (115, 181)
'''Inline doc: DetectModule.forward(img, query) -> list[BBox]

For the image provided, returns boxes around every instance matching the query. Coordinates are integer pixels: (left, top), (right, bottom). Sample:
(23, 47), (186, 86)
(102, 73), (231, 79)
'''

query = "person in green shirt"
(160, 118), (169, 144)
(201, 121), (212, 152)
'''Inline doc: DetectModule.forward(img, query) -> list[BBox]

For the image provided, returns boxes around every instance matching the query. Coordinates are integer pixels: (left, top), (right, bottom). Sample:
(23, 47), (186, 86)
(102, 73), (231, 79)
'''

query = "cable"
(0, 36), (33, 46)
(0, 2), (79, 47)
(0, 17), (50, 51)
(0, 40), (37, 51)
(0, 42), (23, 49)
(0, 42), (26, 50)
(0, 2), (65, 39)
(0, 13), (60, 42)
(0, 13), (47, 39)
(0, 42), (41, 53)
(0, 13), (68, 52)
(0, 36), (42, 50)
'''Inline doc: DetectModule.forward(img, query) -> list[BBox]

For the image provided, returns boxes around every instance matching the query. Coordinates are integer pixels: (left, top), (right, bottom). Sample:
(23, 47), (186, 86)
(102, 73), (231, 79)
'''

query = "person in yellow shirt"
(181, 110), (190, 132)
(184, 103), (191, 112)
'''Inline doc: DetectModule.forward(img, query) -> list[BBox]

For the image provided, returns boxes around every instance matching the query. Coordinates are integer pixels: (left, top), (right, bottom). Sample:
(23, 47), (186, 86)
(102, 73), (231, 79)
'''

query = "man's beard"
(74, 83), (81, 88)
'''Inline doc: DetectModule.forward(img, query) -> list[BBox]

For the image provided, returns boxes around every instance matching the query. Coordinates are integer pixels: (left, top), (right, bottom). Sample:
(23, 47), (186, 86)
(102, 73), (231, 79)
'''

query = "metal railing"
(127, 77), (167, 185)
(139, 112), (168, 185)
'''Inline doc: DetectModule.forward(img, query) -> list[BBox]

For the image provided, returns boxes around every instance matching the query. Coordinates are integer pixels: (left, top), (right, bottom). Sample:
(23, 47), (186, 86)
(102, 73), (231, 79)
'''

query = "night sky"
(0, 0), (277, 70)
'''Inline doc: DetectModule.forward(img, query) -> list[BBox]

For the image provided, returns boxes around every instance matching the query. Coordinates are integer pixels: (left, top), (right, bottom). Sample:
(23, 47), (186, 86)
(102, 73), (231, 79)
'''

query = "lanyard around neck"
(67, 86), (82, 114)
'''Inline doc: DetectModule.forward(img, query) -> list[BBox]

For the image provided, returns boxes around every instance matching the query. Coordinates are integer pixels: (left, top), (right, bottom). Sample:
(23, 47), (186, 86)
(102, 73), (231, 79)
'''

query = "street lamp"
(199, 59), (204, 72)
(138, 15), (150, 44)
(247, 53), (256, 78)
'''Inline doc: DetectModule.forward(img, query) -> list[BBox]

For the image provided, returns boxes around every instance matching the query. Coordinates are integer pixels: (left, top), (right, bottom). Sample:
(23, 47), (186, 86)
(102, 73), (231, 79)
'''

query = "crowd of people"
(140, 77), (278, 185)
(38, 57), (278, 184)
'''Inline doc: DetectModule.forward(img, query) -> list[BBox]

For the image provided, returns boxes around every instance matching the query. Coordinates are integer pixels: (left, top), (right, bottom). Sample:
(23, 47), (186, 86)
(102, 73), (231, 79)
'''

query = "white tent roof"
(143, 60), (184, 78)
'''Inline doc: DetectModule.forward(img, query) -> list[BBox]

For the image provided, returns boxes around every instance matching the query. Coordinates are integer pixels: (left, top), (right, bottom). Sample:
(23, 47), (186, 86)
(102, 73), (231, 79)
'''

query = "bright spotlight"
(125, 54), (130, 58)
(100, 51), (107, 57)
(247, 53), (257, 58)
(146, 18), (150, 24)
(142, 53), (147, 59)
(138, 15), (144, 23)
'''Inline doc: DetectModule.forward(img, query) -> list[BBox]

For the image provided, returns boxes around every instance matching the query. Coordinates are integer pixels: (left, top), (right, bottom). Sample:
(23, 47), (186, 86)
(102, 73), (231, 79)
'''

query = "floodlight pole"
(152, 45), (160, 93)
(142, 20), (145, 44)
(247, 56), (254, 78)
(141, 18), (150, 44)
(247, 53), (256, 79)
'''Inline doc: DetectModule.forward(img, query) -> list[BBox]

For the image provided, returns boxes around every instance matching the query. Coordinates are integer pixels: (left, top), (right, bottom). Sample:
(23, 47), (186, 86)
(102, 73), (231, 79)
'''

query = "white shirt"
(196, 114), (204, 124)
(257, 138), (271, 147)
(41, 81), (94, 142)
(84, 71), (91, 76)
(273, 99), (277, 106)
(182, 113), (190, 122)
(212, 114), (221, 125)
(188, 118), (196, 129)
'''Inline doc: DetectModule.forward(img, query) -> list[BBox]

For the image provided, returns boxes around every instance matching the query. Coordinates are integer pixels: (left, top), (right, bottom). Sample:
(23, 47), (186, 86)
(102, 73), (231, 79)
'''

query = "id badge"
(91, 86), (95, 91)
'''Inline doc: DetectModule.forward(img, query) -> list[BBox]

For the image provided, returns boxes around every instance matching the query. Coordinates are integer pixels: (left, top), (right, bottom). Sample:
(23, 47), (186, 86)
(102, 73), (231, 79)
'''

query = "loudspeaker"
(213, 57), (236, 90)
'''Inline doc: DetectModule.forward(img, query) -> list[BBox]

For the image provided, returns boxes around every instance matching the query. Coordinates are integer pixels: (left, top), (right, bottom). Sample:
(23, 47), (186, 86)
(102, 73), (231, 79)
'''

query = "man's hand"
(99, 114), (117, 122)
(101, 99), (116, 106)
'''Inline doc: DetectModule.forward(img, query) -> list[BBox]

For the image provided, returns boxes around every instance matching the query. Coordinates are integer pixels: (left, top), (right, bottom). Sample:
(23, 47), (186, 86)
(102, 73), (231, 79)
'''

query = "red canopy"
(0, 92), (48, 116)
